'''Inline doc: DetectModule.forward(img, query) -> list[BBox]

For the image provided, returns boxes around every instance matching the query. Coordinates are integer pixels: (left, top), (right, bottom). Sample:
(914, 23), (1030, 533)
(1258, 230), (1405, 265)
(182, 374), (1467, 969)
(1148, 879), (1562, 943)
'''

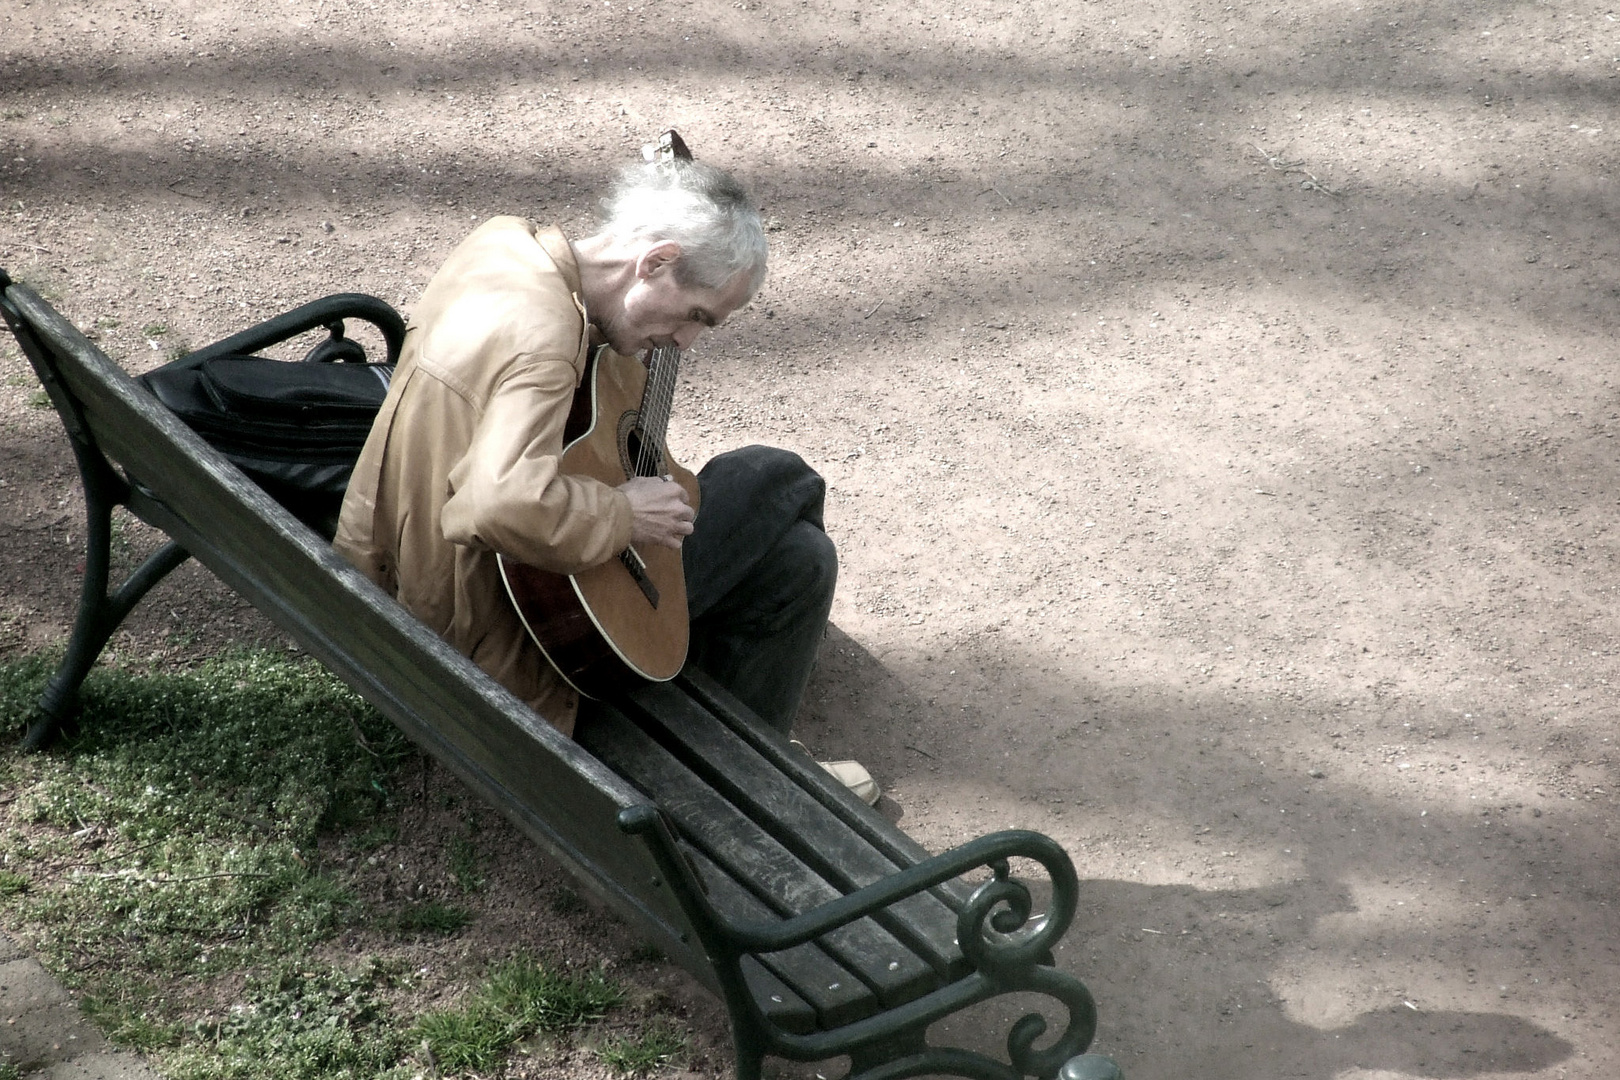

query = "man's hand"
(620, 475), (695, 550)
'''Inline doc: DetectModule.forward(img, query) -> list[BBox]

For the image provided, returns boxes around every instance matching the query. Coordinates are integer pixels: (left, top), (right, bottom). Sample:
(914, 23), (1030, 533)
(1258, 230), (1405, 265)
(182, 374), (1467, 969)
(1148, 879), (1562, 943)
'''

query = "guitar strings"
(639, 347), (668, 477)
(652, 345), (680, 470)
(636, 345), (681, 478)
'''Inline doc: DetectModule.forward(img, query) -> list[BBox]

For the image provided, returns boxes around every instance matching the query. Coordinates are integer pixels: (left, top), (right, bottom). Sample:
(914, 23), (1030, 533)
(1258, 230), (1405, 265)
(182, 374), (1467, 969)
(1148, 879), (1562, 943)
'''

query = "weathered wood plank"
(619, 681), (968, 979)
(576, 704), (939, 1007)
(689, 850), (878, 1030)
(674, 670), (975, 915)
(739, 959), (816, 1037)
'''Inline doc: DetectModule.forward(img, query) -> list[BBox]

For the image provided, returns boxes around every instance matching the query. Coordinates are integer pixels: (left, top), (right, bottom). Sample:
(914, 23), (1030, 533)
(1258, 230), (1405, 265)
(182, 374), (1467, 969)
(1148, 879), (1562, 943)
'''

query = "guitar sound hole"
(618, 411), (663, 477)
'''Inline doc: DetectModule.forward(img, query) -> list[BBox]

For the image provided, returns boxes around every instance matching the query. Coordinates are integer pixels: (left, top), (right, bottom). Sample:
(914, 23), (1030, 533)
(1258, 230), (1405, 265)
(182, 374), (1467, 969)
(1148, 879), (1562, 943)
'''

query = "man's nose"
(673, 323), (704, 350)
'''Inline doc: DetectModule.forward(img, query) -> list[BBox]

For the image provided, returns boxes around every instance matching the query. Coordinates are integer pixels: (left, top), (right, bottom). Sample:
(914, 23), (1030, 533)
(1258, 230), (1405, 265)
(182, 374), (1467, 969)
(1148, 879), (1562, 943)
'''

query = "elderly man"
(334, 149), (876, 802)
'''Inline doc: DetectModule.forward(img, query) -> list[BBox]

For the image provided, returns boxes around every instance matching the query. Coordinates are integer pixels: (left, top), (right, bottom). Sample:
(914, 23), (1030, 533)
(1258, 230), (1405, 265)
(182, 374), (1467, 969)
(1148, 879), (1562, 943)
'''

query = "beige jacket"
(334, 217), (636, 735)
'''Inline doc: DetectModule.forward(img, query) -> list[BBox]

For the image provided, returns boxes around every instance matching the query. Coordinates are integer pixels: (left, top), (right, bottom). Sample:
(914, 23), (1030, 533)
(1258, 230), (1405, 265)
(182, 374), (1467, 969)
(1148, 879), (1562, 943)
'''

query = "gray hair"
(602, 157), (768, 296)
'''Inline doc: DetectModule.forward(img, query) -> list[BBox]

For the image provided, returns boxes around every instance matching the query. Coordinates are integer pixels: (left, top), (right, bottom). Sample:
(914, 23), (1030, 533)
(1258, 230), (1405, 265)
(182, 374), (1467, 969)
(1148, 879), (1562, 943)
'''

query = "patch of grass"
(0, 1060), (18, 1080)
(0, 650), (686, 1079)
(5, 650), (402, 977)
(392, 899), (472, 935)
(108, 508), (134, 563)
(165, 959), (412, 1080)
(484, 956), (623, 1030)
(0, 650), (413, 1077)
(411, 1007), (511, 1073)
(597, 1019), (689, 1075)
(413, 956), (623, 1073)
(80, 981), (183, 1053)
(141, 322), (168, 337)
(28, 388), (52, 409)
(11, 264), (62, 301)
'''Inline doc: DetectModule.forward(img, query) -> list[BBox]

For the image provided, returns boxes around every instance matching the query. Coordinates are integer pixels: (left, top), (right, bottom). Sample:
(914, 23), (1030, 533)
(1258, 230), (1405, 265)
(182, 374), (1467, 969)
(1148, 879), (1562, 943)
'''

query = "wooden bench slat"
(576, 705), (939, 1008)
(620, 681), (969, 978)
(691, 850), (879, 1030)
(739, 958), (816, 1037)
(674, 671), (976, 915)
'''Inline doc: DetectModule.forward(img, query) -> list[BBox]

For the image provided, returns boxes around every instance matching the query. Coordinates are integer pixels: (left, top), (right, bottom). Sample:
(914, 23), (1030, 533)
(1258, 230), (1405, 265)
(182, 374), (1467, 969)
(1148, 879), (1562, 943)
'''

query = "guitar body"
(499, 347), (700, 699)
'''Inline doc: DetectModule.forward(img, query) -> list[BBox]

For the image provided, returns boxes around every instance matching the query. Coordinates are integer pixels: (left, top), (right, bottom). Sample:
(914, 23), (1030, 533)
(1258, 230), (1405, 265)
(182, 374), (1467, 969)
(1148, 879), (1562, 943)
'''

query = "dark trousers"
(686, 517), (836, 735)
(679, 447), (837, 735)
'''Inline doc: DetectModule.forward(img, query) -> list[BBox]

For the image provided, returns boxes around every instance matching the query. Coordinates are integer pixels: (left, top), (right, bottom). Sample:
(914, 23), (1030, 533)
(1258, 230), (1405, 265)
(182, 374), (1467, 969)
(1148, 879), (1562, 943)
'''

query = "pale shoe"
(818, 759), (881, 806)
(791, 740), (881, 806)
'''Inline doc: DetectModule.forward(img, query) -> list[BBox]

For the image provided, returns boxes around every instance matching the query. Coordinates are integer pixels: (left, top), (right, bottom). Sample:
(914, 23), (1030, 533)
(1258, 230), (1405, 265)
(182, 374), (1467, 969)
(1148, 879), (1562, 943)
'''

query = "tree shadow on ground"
(800, 626), (1580, 1080)
(6, 0), (1619, 344)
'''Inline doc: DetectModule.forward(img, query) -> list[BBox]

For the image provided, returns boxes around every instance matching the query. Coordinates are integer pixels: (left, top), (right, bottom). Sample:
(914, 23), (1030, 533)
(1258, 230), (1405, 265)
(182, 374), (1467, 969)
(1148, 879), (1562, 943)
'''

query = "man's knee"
(772, 520), (837, 606)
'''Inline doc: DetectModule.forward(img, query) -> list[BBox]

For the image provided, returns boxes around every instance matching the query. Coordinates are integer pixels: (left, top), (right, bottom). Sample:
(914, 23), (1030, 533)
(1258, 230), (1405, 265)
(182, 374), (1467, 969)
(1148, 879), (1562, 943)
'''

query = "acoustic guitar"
(498, 130), (701, 699)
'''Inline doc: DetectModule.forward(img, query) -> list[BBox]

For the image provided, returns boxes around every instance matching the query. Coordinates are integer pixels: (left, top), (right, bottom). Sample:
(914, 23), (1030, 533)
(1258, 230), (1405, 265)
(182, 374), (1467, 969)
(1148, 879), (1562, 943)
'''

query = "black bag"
(139, 354), (391, 536)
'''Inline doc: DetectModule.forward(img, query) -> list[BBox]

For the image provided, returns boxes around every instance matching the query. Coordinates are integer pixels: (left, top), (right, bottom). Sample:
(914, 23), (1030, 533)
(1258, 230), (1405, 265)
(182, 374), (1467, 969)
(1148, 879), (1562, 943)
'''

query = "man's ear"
(634, 240), (684, 280)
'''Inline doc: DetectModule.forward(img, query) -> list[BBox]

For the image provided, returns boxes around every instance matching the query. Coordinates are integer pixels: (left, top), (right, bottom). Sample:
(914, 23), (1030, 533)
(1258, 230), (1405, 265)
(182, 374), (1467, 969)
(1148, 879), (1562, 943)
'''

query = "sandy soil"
(4, 0), (1620, 1077)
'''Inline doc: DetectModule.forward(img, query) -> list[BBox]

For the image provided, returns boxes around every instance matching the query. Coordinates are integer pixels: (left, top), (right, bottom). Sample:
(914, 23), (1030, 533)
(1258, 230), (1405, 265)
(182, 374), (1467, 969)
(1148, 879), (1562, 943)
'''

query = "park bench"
(1, 268), (1122, 1080)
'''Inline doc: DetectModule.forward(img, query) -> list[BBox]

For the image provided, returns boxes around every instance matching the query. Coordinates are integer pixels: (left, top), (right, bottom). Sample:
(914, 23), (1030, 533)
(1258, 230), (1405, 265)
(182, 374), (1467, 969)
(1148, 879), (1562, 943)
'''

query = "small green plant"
(413, 956), (623, 1072)
(108, 508), (133, 560)
(28, 388), (51, 409)
(80, 983), (183, 1053)
(393, 899), (472, 935)
(411, 1008), (510, 1073)
(0, 870), (28, 896)
(549, 885), (586, 917)
(95, 315), (121, 330)
(447, 831), (484, 893)
(597, 1019), (689, 1075)
(0, 1058), (19, 1080)
(624, 941), (665, 964)
(484, 957), (623, 1030)
(164, 344), (190, 365)
(141, 323), (168, 337)
(13, 264), (62, 300)
(348, 822), (396, 852)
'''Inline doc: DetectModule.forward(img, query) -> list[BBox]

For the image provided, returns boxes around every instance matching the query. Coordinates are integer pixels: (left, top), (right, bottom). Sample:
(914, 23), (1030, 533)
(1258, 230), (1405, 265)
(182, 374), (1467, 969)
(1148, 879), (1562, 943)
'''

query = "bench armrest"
(619, 805), (1077, 970)
(621, 804), (1103, 1076)
(160, 293), (407, 371)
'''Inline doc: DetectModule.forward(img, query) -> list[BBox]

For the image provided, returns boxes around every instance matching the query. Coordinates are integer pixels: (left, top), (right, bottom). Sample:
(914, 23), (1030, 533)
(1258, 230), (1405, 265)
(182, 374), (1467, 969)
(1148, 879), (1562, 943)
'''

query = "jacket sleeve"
(440, 354), (634, 573)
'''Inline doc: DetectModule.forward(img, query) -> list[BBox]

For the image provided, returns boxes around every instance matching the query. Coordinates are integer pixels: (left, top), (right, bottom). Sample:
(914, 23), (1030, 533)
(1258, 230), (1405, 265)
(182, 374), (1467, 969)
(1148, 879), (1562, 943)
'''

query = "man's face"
(600, 241), (755, 355)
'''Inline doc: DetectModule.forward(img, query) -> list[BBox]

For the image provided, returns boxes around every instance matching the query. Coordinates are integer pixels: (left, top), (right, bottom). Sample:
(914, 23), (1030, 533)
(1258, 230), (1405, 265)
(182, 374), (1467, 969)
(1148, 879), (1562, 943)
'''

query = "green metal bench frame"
(1, 268), (1122, 1080)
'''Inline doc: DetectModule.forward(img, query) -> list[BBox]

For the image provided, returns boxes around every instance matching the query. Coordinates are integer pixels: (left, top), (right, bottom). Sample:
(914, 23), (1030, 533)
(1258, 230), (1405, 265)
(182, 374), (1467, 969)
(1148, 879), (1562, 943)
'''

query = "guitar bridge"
(619, 545), (660, 608)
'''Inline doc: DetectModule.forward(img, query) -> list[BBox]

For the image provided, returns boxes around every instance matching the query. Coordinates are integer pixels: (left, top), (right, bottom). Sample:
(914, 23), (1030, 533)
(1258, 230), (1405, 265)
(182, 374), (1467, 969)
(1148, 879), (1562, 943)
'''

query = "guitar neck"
(634, 344), (681, 476)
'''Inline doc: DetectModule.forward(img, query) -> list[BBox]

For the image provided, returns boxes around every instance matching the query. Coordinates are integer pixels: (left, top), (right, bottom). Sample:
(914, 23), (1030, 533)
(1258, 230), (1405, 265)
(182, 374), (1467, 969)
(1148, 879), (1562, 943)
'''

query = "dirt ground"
(4, 0), (1620, 1077)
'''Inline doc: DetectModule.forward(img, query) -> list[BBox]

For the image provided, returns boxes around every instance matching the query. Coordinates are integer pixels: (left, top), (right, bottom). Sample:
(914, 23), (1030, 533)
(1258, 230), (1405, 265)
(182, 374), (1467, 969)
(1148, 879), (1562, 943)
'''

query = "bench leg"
(22, 479), (189, 749)
(729, 1019), (768, 1080)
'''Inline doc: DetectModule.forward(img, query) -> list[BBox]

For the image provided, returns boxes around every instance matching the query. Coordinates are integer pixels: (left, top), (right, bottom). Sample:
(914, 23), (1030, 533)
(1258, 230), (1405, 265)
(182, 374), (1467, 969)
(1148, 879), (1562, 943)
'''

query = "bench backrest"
(1, 278), (714, 985)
